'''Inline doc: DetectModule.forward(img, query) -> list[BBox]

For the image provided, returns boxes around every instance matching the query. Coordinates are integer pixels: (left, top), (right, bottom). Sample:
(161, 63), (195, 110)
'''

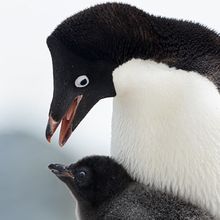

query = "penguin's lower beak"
(48, 164), (73, 178)
(46, 95), (83, 146)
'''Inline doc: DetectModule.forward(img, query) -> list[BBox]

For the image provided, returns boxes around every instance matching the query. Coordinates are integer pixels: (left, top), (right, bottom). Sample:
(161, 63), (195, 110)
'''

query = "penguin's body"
(112, 59), (220, 216)
(49, 156), (213, 220)
(45, 3), (220, 218)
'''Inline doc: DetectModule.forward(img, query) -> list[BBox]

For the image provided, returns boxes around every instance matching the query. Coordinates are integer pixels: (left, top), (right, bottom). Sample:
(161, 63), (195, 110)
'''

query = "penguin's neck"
(111, 59), (220, 218)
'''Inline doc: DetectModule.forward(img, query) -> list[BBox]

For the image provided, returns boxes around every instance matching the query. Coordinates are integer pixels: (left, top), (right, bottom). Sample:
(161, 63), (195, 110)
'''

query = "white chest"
(111, 59), (220, 218)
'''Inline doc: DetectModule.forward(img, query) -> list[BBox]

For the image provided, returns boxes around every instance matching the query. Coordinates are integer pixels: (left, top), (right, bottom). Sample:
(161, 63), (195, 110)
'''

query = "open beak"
(46, 95), (83, 146)
(48, 163), (73, 178)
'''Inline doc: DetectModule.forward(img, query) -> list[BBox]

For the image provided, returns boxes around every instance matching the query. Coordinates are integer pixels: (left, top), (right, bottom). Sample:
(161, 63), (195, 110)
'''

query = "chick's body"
(49, 156), (212, 220)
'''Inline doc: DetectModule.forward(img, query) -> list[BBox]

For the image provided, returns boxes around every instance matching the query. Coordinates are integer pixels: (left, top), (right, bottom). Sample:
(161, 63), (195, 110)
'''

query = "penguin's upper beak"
(48, 163), (73, 178)
(46, 95), (83, 146)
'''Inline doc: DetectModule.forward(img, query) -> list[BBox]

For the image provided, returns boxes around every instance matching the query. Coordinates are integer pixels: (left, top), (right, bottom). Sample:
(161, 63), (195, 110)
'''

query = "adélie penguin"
(45, 3), (220, 218)
(48, 156), (213, 220)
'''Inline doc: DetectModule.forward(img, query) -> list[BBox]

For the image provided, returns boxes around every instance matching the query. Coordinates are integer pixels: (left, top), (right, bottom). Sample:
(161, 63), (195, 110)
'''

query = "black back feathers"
(50, 3), (220, 78)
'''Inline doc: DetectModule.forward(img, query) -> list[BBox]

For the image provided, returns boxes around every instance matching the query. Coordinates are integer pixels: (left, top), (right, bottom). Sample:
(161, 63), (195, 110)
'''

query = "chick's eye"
(75, 75), (89, 88)
(78, 171), (86, 179)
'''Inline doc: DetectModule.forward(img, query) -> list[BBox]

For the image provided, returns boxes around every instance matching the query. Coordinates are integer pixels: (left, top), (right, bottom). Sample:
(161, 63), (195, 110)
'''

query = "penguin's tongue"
(59, 95), (83, 146)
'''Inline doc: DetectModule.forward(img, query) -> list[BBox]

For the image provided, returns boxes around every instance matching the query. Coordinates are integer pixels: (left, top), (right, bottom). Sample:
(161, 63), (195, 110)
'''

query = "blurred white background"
(0, 0), (219, 219)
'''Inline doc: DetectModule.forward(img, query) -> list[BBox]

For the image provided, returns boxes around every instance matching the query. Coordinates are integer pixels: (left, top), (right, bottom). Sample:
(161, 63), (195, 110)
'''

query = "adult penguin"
(45, 3), (220, 218)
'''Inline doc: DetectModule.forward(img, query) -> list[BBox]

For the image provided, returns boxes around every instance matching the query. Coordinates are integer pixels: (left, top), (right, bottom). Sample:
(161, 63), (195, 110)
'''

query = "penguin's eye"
(78, 171), (86, 179)
(75, 170), (88, 183)
(75, 75), (89, 88)
(75, 167), (91, 186)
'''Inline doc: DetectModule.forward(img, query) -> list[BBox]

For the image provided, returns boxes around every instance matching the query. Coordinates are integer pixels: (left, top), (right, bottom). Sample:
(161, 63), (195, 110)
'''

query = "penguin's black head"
(46, 34), (116, 146)
(45, 3), (152, 146)
(48, 156), (133, 206)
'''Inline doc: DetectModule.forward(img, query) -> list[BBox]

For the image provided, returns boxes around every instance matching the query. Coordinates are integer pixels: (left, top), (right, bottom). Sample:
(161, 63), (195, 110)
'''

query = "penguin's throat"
(111, 59), (220, 218)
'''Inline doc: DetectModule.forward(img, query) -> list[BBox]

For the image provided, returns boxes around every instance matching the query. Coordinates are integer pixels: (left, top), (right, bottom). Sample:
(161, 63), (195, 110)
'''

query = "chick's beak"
(48, 164), (73, 178)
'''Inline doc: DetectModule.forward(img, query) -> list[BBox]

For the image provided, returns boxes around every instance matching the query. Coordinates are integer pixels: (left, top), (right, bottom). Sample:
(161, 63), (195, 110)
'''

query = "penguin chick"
(48, 156), (213, 220)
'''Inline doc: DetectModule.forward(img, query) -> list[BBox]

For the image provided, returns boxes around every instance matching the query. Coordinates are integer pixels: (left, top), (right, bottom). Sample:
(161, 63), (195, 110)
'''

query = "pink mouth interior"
(59, 95), (82, 146)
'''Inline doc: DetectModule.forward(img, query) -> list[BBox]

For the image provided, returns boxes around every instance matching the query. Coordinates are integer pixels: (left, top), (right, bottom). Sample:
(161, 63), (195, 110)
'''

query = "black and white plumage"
(45, 3), (220, 218)
(48, 156), (213, 220)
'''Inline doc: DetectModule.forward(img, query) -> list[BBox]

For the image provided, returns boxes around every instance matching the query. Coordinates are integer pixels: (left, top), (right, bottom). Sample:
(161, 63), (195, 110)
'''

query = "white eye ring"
(75, 75), (89, 88)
